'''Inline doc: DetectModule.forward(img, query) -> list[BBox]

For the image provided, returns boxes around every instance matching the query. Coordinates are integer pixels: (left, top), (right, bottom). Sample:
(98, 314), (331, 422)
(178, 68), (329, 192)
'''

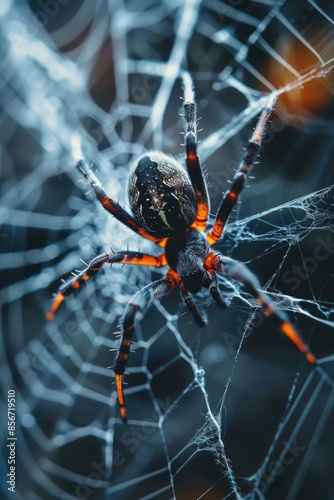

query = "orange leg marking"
(183, 99), (210, 231)
(207, 97), (277, 245)
(46, 251), (167, 321)
(46, 292), (65, 321)
(113, 273), (179, 422)
(210, 254), (316, 365)
(115, 374), (127, 423)
(281, 321), (316, 364)
(78, 160), (167, 247)
(191, 199), (210, 231)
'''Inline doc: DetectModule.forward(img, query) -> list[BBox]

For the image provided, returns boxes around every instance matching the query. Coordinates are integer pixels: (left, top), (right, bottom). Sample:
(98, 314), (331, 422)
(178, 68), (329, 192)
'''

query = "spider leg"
(182, 81), (210, 231)
(114, 271), (178, 422)
(181, 284), (207, 327)
(77, 159), (167, 247)
(209, 274), (227, 310)
(207, 252), (316, 364)
(207, 95), (277, 245)
(46, 251), (167, 320)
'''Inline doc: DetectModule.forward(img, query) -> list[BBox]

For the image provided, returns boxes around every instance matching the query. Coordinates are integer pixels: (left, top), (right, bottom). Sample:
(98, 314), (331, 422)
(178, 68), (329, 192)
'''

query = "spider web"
(1, 1), (334, 499)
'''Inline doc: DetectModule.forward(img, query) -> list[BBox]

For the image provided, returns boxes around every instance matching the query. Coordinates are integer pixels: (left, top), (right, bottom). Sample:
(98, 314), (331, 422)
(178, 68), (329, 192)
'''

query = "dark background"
(1, 1), (334, 499)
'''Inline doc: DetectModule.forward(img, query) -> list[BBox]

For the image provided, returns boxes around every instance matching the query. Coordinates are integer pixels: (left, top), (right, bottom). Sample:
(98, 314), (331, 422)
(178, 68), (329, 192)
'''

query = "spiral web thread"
(1, 1), (334, 499)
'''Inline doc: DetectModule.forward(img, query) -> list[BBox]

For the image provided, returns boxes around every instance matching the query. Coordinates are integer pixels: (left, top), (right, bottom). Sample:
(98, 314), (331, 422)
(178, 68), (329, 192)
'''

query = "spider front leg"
(182, 77), (210, 231)
(114, 272), (178, 422)
(207, 95), (277, 245)
(76, 159), (167, 247)
(207, 252), (316, 364)
(46, 251), (167, 320)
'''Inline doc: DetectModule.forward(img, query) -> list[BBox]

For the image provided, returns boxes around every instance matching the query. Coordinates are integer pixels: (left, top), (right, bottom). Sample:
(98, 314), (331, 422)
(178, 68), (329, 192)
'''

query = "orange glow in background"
(264, 34), (333, 117)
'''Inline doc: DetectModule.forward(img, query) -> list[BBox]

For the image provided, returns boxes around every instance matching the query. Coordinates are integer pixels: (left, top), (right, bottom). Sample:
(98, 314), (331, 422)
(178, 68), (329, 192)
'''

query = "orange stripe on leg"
(191, 200), (210, 231)
(122, 254), (167, 267)
(281, 321), (316, 364)
(46, 292), (65, 321)
(120, 406), (127, 422)
(115, 373), (127, 422)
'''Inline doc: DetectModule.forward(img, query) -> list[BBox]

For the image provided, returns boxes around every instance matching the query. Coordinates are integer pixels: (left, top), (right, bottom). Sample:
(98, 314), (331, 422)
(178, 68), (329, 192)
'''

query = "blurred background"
(1, 1), (334, 499)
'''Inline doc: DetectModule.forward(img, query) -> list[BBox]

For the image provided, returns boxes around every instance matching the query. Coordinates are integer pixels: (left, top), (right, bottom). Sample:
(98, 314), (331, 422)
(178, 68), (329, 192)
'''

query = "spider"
(47, 83), (316, 423)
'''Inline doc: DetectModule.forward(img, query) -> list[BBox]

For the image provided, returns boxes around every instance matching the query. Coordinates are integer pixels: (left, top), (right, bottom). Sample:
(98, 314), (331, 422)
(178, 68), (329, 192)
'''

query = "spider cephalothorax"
(47, 79), (316, 423)
(166, 229), (210, 292)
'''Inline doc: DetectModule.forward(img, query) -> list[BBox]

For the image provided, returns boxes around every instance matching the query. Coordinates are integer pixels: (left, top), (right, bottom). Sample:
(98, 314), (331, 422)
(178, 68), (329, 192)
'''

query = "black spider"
(47, 82), (316, 422)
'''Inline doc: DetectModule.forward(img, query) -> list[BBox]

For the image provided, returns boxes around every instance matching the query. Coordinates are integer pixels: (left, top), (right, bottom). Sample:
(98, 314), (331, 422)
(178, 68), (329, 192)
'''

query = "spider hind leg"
(210, 253), (317, 364)
(114, 275), (177, 422)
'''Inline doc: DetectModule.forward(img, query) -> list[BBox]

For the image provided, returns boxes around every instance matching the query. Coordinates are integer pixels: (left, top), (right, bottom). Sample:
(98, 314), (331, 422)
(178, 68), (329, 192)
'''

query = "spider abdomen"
(128, 152), (197, 237)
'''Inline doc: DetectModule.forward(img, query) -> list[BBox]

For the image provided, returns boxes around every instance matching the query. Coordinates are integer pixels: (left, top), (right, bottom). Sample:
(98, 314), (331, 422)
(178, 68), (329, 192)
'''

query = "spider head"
(180, 266), (212, 294)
